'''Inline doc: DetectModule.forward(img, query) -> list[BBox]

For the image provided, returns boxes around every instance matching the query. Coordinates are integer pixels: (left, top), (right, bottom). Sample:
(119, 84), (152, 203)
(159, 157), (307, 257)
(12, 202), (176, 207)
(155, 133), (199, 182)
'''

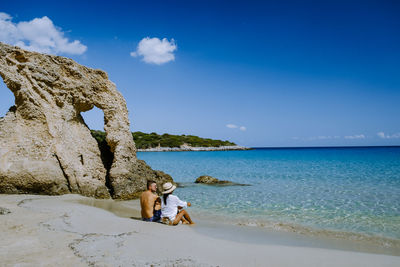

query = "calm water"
(138, 147), (400, 243)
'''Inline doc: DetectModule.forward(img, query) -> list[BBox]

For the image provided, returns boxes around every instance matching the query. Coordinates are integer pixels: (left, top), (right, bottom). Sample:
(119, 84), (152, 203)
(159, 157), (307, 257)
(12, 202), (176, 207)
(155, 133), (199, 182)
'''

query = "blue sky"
(1, 0), (399, 147)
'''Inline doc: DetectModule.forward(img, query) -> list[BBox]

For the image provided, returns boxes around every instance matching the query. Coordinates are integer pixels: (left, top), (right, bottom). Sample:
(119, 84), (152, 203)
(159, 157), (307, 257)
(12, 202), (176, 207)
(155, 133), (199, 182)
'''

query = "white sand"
(1, 194), (399, 267)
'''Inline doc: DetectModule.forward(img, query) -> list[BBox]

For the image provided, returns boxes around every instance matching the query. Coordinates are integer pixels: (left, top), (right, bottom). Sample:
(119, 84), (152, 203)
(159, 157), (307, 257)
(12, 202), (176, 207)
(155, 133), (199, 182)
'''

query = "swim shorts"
(142, 209), (161, 222)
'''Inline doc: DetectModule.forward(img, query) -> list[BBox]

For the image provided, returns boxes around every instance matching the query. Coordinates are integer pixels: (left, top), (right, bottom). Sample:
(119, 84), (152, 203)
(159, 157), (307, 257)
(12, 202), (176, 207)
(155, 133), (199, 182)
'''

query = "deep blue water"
(138, 147), (400, 240)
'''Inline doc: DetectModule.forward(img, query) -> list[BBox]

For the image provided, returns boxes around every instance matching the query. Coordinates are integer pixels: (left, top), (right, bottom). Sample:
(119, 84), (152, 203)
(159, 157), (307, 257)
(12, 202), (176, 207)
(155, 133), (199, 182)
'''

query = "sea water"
(137, 147), (400, 245)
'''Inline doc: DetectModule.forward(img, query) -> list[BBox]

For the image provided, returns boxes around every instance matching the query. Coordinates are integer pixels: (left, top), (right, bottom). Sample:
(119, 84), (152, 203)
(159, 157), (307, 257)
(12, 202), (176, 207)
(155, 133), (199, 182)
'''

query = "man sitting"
(140, 180), (161, 222)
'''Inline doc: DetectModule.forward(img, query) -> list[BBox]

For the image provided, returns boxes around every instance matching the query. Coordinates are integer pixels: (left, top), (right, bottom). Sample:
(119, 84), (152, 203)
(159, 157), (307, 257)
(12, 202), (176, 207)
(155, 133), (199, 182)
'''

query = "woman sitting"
(161, 182), (195, 225)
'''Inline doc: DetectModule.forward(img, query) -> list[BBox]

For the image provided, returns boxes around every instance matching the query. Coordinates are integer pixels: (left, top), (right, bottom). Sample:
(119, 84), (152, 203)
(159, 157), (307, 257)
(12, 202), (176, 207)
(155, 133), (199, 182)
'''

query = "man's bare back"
(140, 181), (161, 221)
(140, 190), (159, 219)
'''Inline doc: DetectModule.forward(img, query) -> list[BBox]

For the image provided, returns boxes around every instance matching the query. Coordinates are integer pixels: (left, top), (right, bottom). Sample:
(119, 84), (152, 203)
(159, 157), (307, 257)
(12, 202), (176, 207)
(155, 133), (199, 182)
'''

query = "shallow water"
(137, 147), (400, 246)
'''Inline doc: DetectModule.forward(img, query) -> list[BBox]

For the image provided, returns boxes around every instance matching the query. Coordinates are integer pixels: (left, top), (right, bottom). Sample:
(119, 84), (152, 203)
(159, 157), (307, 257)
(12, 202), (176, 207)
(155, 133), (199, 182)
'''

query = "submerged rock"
(0, 42), (172, 199)
(195, 175), (250, 186)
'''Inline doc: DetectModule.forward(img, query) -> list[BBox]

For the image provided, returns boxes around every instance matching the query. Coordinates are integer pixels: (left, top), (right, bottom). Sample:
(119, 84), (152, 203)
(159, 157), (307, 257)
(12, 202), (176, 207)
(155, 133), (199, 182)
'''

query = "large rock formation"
(0, 42), (172, 199)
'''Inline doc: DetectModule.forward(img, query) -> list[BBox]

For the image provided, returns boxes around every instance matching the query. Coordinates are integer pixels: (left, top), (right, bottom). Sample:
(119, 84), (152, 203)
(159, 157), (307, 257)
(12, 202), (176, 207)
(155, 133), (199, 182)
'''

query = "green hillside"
(90, 130), (236, 149)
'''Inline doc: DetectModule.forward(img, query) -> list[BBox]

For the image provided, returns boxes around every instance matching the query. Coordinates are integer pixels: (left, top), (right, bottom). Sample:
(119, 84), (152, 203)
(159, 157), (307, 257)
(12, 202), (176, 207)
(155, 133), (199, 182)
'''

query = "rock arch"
(0, 42), (171, 199)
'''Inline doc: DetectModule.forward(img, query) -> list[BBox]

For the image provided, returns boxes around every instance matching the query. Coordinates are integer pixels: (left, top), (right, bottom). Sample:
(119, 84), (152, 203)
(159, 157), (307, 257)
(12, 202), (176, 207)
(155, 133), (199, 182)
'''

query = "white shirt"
(161, 194), (187, 221)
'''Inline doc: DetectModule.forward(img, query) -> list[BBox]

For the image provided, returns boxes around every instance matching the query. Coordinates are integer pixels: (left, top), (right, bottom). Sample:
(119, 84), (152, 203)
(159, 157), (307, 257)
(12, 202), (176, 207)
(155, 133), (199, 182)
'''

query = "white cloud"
(0, 12), (11, 20)
(0, 12), (87, 55)
(377, 132), (385, 139)
(226, 124), (238, 129)
(390, 133), (400, 138)
(377, 132), (400, 139)
(307, 135), (341, 141)
(130, 37), (177, 65)
(344, 134), (365, 139)
(311, 136), (332, 140)
(226, 124), (246, 131)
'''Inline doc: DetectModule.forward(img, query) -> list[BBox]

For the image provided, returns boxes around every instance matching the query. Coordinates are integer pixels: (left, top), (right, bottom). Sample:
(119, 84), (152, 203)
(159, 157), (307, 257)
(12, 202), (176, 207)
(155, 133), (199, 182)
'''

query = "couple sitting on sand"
(140, 180), (195, 225)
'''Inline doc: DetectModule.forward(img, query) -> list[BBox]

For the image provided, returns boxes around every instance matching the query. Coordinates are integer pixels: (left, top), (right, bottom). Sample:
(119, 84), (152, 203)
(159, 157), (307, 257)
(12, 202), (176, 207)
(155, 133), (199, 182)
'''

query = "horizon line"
(250, 145), (400, 149)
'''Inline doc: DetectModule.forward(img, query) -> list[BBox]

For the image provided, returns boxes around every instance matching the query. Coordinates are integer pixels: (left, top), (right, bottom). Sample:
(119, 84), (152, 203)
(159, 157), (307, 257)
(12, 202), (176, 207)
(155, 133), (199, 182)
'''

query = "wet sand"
(1, 194), (400, 266)
(76, 197), (400, 256)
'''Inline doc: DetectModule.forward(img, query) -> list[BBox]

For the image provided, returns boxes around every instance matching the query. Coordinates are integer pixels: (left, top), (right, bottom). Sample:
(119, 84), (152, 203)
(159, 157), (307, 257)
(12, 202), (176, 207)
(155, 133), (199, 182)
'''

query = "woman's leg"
(181, 217), (189, 224)
(177, 207), (188, 224)
(173, 209), (195, 225)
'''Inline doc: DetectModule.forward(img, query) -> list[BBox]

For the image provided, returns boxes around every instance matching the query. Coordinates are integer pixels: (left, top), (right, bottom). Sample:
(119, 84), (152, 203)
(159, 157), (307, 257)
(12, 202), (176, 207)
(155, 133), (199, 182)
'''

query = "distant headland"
(91, 130), (251, 151)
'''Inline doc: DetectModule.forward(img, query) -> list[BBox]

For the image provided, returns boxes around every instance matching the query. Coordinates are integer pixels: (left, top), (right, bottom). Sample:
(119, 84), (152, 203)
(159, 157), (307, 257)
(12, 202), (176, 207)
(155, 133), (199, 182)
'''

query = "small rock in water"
(0, 207), (11, 215)
(195, 175), (251, 186)
(195, 175), (221, 184)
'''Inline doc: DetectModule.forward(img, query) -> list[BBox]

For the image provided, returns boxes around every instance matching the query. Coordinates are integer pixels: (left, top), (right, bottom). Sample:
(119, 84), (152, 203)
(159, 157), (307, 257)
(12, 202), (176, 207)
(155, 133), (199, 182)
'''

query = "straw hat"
(162, 182), (176, 194)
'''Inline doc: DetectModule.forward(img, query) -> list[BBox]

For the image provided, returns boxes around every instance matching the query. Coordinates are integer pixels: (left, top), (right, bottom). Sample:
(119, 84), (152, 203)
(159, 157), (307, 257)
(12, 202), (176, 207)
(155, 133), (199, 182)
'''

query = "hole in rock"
(0, 77), (15, 118)
(81, 106), (105, 131)
(81, 106), (114, 194)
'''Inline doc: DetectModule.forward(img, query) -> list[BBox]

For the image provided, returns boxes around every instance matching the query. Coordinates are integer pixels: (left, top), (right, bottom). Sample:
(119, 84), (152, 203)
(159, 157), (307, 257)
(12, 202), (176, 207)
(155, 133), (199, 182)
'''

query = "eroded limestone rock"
(0, 42), (171, 199)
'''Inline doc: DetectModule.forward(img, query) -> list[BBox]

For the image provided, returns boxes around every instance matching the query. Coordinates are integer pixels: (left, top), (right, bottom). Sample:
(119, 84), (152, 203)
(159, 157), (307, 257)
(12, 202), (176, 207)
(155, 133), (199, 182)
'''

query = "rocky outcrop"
(195, 175), (223, 184)
(195, 175), (250, 186)
(106, 159), (173, 199)
(0, 42), (172, 199)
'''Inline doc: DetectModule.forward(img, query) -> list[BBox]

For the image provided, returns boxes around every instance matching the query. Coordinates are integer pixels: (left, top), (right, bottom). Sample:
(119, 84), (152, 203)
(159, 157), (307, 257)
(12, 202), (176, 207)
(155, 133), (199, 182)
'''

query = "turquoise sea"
(138, 147), (400, 245)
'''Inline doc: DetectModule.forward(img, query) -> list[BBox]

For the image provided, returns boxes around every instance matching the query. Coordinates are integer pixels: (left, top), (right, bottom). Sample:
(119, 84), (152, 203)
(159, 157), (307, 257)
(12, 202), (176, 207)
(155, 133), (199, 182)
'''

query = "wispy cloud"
(130, 37), (177, 65)
(377, 132), (385, 139)
(344, 134), (365, 139)
(0, 12), (87, 55)
(293, 134), (369, 141)
(226, 124), (238, 129)
(308, 135), (340, 140)
(293, 132), (400, 141)
(377, 132), (400, 139)
(226, 124), (246, 131)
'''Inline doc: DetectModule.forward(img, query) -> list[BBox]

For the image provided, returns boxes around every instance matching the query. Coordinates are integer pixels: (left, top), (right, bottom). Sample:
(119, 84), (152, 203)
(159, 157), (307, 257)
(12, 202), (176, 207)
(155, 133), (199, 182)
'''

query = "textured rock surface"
(111, 159), (173, 199)
(195, 175), (221, 184)
(0, 42), (171, 199)
(195, 175), (250, 186)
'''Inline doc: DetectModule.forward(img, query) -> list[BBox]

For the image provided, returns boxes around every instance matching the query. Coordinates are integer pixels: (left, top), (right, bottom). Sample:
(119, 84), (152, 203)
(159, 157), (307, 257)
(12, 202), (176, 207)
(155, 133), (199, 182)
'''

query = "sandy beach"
(1, 1), (399, 266)
(1, 194), (399, 267)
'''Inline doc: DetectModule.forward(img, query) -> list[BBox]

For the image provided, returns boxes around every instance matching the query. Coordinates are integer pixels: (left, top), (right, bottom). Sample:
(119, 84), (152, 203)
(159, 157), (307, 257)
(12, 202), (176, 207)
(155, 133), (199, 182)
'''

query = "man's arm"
(154, 196), (161, 210)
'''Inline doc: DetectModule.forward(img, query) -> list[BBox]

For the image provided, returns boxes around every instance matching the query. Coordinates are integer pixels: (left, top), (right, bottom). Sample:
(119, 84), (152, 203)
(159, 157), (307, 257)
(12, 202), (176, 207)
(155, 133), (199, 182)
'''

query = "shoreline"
(81, 196), (400, 256)
(137, 145), (251, 152)
(191, 209), (400, 255)
(1, 194), (400, 266)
